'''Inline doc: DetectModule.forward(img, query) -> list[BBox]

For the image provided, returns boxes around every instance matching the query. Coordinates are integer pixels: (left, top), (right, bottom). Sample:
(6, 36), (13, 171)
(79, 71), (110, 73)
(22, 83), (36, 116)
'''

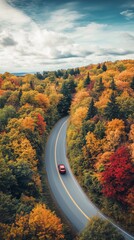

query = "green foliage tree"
(85, 98), (97, 120)
(102, 63), (107, 71)
(35, 72), (44, 80)
(57, 80), (76, 117)
(83, 172), (101, 200)
(116, 62), (126, 72)
(67, 77), (76, 93)
(94, 121), (105, 139)
(67, 68), (75, 76)
(0, 158), (17, 194)
(10, 160), (38, 198)
(18, 89), (22, 101)
(0, 192), (19, 224)
(79, 217), (125, 240)
(0, 91), (11, 108)
(104, 92), (120, 120)
(84, 72), (90, 88)
(110, 78), (116, 90)
(94, 77), (104, 92)
(116, 94), (134, 119)
(75, 67), (80, 75)
(81, 120), (95, 145)
(0, 105), (16, 131)
(57, 94), (71, 117)
(63, 71), (68, 79)
(7, 91), (20, 107)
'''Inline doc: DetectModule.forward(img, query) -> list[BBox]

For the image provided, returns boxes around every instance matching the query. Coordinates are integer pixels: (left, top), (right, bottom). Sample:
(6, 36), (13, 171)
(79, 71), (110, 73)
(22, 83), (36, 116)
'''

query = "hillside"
(0, 59), (134, 239)
(66, 59), (134, 234)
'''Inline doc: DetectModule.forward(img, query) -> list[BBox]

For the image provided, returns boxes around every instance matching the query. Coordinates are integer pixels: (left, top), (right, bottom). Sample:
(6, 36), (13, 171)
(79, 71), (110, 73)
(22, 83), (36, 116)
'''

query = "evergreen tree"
(94, 77), (104, 92)
(63, 71), (68, 79)
(104, 92), (120, 120)
(67, 68), (75, 76)
(67, 77), (76, 93)
(18, 89), (22, 104)
(84, 72), (90, 88)
(81, 120), (95, 145)
(110, 78), (116, 90)
(35, 72), (44, 80)
(85, 98), (97, 120)
(102, 63), (107, 71)
(30, 80), (34, 90)
(75, 67), (80, 75)
(57, 81), (72, 117)
(94, 121), (105, 139)
(99, 77), (104, 91)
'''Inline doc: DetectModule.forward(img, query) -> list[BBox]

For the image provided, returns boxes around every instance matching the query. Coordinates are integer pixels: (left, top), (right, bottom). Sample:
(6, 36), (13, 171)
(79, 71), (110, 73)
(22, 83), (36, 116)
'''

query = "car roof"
(59, 164), (65, 167)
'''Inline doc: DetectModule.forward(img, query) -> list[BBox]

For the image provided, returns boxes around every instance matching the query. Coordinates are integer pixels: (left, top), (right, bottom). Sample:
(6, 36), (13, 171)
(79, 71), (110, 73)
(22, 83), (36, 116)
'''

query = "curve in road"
(45, 117), (134, 240)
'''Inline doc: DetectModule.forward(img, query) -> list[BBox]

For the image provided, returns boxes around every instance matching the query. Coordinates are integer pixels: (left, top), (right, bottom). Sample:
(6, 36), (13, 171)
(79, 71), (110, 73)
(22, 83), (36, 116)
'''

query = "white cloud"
(122, 32), (134, 41)
(44, 7), (84, 32)
(0, 0), (134, 73)
(120, 9), (134, 20)
(67, 22), (108, 44)
(0, 0), (31, 25)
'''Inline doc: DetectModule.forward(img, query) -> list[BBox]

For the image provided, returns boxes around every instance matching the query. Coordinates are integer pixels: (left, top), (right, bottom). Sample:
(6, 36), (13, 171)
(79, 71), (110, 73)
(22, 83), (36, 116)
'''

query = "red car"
(58, 164), (66, 174)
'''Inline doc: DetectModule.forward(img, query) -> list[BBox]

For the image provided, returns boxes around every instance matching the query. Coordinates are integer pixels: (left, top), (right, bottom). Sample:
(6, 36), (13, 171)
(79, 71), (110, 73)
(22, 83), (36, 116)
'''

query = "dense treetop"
(0, 59), (134, 238)
(66, 59), (134, 235)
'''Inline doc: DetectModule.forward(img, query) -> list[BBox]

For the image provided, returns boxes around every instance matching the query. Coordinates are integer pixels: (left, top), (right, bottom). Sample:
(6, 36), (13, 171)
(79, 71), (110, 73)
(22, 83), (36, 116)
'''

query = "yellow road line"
(54, 119), (90, 221)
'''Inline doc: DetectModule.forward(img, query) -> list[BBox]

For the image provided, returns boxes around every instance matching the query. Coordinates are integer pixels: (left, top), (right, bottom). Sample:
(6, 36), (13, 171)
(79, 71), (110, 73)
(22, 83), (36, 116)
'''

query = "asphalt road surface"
(45, 117), (134, 240)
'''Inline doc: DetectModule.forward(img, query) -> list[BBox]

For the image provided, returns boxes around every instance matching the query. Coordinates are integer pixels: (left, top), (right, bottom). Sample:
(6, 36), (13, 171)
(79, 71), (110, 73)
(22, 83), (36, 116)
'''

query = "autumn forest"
(0, 59), (134, 239)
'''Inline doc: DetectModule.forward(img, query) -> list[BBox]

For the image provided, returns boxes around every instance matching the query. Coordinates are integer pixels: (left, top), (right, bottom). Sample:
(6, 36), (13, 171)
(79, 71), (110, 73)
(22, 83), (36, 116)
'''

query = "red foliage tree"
(36, 113), (46, 135)
(101, 146), (134, 203)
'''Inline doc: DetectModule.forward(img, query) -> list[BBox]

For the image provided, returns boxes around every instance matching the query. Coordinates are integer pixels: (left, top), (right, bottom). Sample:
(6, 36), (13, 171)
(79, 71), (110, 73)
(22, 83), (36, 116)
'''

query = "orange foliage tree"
(8, 204), (64, 240)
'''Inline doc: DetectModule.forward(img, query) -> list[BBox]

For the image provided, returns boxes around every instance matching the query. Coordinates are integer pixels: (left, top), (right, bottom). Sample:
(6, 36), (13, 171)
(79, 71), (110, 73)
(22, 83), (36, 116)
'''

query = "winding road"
(45, 117), (134, 240)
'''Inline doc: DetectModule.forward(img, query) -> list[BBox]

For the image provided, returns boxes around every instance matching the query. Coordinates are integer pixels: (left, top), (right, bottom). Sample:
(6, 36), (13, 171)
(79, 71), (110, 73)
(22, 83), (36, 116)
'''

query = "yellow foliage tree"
(85, 132), (104, 158)
(21, 116), (35, 131)
(71, 107), (88, 128)
(12, 137), (37, 167)
(104, 119), (126, 151)
(29, 204), (64, 240)
(8, 204), (64, 240)
(71, 90), (90, 113)
(8, 214), (30, 240)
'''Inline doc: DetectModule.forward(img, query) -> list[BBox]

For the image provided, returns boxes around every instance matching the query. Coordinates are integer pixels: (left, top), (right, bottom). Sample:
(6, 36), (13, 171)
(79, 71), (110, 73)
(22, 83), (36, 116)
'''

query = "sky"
(0, 0), (134, 73)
